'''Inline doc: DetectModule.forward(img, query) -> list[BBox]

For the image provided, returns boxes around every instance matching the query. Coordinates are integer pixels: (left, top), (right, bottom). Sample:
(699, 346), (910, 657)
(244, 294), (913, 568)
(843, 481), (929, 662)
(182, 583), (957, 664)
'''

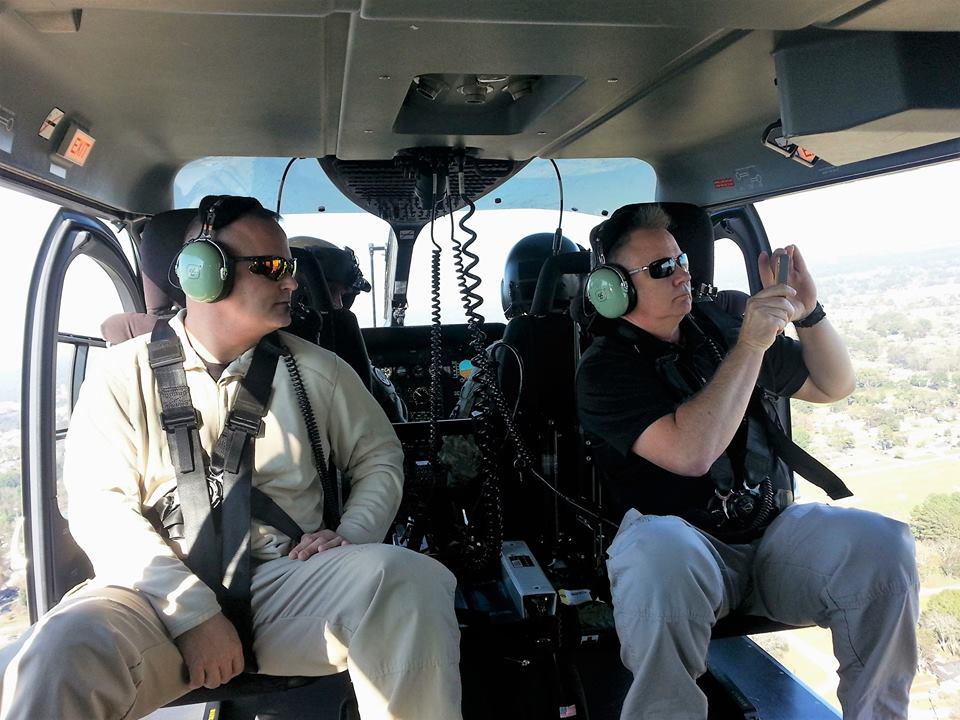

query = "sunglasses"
(234, 255), (298, 281)
(626, 252), (689, 279)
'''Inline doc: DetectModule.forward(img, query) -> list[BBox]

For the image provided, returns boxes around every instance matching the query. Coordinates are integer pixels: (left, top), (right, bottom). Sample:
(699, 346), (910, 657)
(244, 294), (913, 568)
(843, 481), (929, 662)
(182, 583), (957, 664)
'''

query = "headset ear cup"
(175, 240), (230, 303)
(585, 264), (636, 319)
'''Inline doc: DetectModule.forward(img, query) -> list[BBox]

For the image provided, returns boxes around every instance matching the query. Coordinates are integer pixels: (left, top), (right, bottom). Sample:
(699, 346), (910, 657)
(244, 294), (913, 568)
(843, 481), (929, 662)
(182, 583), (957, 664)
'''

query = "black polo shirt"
(576, 306), (809, 526)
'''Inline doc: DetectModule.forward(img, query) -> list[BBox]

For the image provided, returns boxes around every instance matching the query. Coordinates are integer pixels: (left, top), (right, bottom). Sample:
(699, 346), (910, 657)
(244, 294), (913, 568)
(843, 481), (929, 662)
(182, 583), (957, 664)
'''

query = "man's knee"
(850, 512), (919, 595)
(28, 599), (131, 671)
(821, 507), (918, 586)
(363, 545), (457, 607)
(606, 515), (724, 621)
(777, 505), (920, 606)
(344, 546), (460, 665)
(1, 596), (143, 712)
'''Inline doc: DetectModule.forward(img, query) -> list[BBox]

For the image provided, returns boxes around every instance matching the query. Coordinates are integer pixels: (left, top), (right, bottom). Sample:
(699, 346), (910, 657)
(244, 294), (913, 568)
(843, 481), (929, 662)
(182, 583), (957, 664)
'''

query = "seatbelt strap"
(251, 486), (305, 542)
(211, 333), (283, 671)
(752, 393), (853, 500)
(148, 323), (222, 592)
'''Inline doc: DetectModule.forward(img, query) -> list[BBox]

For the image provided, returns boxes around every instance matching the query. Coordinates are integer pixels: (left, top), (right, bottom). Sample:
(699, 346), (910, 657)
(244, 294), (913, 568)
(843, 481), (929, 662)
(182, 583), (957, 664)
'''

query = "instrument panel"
(363, 323), (505, 421)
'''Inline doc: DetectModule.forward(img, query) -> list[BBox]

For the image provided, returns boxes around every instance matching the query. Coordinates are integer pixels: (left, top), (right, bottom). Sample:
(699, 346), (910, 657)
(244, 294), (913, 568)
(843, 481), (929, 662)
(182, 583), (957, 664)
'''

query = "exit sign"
(56, 125), (95, 166)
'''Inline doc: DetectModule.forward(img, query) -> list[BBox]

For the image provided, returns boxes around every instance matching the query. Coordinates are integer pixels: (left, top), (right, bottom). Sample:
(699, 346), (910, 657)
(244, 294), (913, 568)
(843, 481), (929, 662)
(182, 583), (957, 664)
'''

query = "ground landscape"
(753, 244), (960, 718)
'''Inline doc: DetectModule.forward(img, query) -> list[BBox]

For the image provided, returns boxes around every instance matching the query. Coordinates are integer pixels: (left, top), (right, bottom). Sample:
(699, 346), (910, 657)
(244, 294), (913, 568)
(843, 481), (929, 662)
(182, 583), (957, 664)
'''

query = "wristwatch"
(794, 301), (826, 328)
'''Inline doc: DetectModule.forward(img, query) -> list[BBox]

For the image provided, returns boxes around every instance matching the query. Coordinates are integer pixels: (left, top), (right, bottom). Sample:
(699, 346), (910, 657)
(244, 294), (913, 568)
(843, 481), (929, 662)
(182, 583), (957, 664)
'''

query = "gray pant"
(606, 502), (919, 720)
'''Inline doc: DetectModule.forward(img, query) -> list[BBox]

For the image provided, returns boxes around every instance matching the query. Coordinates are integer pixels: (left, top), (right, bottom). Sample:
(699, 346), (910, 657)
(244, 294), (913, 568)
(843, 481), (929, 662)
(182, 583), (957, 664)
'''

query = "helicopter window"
(0, 184), (61, 647)
(750, 157), (960, 714)
(404, 157), (656, 326)
(712, 236), (751, 295)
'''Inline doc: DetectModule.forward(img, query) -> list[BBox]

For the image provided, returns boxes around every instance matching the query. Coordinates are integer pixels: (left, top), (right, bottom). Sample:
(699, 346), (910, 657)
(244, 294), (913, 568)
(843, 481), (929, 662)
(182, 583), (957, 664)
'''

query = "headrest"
(140, 208), (196, 314)
(591, 202), (715, 289)
(290, 245), (337, 313)
(660, 202), (714, 291)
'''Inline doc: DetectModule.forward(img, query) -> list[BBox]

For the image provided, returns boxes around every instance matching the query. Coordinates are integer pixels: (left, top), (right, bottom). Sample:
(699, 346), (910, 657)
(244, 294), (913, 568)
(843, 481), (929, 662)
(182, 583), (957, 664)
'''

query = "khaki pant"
(0, 544), (462, 720)
(606, 503), (919, 720)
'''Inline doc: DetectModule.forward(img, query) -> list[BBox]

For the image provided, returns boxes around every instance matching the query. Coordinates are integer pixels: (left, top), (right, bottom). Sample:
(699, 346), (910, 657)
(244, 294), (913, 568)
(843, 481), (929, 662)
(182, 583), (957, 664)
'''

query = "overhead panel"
(775, 31), (960, 166)
(359, 0), (870, 30)
(0, 6), (350, 212)
(821, 0), (960, 32)
(556, 31), (780, 165)
(336, 13), (716, 159)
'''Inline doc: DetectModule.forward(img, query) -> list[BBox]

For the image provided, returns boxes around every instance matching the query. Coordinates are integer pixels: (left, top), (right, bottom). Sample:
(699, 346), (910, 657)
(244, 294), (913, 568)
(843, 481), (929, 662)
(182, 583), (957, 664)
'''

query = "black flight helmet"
(289, 237), (371, 309)
(500, 232), (578, 320)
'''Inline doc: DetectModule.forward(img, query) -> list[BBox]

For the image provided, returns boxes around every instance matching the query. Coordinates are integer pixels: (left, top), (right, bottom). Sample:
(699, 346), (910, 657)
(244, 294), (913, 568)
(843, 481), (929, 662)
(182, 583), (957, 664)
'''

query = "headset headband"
(200, 199), (221, 240)
(588, 223), (607, 268)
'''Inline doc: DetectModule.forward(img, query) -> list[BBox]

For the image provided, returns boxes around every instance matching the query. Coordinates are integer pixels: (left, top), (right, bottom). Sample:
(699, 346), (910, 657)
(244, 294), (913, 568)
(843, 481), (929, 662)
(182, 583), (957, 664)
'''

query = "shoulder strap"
(148, 324), (309, 671)
(147, 321), (222, 592)
(214, 333), (284, 670)
(751, 392), (852, 500)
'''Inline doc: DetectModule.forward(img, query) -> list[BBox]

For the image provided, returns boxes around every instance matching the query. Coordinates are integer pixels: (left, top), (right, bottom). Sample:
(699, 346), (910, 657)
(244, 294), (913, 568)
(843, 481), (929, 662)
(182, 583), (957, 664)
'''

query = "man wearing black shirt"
(576, 204), (918, 719)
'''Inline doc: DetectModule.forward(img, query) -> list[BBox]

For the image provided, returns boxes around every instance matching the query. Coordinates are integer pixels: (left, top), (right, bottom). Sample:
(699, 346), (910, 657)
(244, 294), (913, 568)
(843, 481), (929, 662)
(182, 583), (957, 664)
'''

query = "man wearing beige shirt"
(0, 196), (462, 719)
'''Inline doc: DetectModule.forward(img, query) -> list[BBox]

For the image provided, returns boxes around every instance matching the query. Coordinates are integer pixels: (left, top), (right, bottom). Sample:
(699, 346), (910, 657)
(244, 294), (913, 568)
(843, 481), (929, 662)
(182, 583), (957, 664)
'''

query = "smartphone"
(776, 253), (791, 284)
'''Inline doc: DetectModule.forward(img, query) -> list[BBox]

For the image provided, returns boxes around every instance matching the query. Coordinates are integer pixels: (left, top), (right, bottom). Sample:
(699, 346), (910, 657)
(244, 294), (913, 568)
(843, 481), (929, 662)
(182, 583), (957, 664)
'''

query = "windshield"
(175, 156), (655, 326)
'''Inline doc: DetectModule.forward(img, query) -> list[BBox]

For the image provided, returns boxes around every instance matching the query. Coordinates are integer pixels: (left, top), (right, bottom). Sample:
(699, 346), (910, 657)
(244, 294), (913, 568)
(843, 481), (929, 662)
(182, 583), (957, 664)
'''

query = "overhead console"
(774, 31), (960, 166)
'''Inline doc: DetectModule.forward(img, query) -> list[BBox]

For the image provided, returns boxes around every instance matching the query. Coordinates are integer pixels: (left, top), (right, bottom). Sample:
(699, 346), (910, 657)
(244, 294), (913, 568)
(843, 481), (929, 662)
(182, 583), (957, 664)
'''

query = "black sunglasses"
(234, 255), (298, 281)
(626, 252), (689, 280)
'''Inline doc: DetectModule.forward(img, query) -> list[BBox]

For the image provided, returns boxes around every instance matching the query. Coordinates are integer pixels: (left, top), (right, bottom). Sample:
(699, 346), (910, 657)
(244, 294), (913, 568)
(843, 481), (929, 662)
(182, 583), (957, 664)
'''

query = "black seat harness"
(695, 300), (852, 501)
(147, 320), (337, 669)
(620, 301), (852, 541)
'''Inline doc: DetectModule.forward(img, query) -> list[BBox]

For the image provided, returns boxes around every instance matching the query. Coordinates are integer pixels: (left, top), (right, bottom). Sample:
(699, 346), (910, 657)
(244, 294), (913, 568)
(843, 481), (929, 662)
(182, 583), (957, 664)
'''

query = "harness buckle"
(160, 407), (199, 432)
(148, 340), (186, 369)
(226, 408), (263, 437)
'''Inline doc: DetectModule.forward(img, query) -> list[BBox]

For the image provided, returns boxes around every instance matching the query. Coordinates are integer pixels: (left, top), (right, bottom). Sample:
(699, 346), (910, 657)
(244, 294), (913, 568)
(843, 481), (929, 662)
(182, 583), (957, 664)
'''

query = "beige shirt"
(64, 311), (404, 638)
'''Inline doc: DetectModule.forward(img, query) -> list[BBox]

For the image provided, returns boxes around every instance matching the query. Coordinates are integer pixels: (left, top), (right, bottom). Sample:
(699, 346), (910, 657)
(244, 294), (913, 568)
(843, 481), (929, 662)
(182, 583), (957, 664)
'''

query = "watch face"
(373, 366), (392, 387)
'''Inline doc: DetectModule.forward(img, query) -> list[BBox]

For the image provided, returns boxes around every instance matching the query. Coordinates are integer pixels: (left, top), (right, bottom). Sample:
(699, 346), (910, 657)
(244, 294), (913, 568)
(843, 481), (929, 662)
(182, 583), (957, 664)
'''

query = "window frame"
(21, 209), (143, 618)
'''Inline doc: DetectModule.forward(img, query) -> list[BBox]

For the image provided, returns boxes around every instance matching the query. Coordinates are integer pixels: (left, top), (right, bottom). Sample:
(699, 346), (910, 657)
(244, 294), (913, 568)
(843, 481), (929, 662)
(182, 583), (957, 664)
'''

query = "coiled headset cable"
(427, 175), (444, 471)
(279, 343), (341, 529)
(448, 191), (504, 571)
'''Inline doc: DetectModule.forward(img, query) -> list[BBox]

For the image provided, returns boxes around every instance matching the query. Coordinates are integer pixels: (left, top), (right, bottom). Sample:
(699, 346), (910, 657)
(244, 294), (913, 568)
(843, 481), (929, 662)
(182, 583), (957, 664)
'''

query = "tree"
(911, 494), (960, 542)
(827, 426), (855, 451)
(875, 426), (905, 451)
(920, 590), (960, 666)
(869, 311), (910, 336)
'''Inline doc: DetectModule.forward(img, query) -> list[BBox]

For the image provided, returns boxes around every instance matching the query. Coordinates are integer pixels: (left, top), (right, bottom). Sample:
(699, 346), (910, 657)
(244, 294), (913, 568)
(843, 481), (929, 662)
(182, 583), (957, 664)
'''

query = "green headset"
(585, 218), (637, 319)
(172, 199), (235, 303)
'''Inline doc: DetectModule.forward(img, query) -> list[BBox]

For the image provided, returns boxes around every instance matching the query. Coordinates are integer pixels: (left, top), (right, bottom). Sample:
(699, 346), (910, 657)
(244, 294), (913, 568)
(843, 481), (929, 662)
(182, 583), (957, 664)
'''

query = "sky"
(1, 155), (959, 396)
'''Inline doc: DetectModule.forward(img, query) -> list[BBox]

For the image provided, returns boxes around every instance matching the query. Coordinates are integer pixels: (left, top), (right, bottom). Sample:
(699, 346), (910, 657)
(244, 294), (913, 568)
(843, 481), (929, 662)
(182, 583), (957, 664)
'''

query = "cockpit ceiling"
(1, 0), (960, 214)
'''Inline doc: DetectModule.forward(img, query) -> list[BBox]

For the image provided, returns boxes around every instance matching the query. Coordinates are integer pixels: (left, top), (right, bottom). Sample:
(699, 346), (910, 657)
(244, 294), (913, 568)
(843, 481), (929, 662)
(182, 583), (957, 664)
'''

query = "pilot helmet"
(500, 232), (578, 320)
(289, 236), (371, 310)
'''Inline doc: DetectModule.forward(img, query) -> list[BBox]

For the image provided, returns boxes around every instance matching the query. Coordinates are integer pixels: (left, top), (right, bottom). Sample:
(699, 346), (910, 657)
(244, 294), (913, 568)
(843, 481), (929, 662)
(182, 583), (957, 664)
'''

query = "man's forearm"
(797, 318), (856, 401)
(671, 343), (765, 473)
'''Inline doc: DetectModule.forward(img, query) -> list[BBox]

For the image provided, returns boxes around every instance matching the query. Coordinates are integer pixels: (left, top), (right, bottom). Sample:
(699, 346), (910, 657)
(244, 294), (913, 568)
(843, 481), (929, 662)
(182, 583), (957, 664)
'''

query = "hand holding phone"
(776, 253), (791, 285)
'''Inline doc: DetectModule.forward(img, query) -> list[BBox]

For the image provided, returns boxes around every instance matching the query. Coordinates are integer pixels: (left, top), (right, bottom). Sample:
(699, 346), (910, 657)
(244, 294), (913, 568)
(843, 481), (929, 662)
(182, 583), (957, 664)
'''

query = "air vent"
(394, 73), (583, 136)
